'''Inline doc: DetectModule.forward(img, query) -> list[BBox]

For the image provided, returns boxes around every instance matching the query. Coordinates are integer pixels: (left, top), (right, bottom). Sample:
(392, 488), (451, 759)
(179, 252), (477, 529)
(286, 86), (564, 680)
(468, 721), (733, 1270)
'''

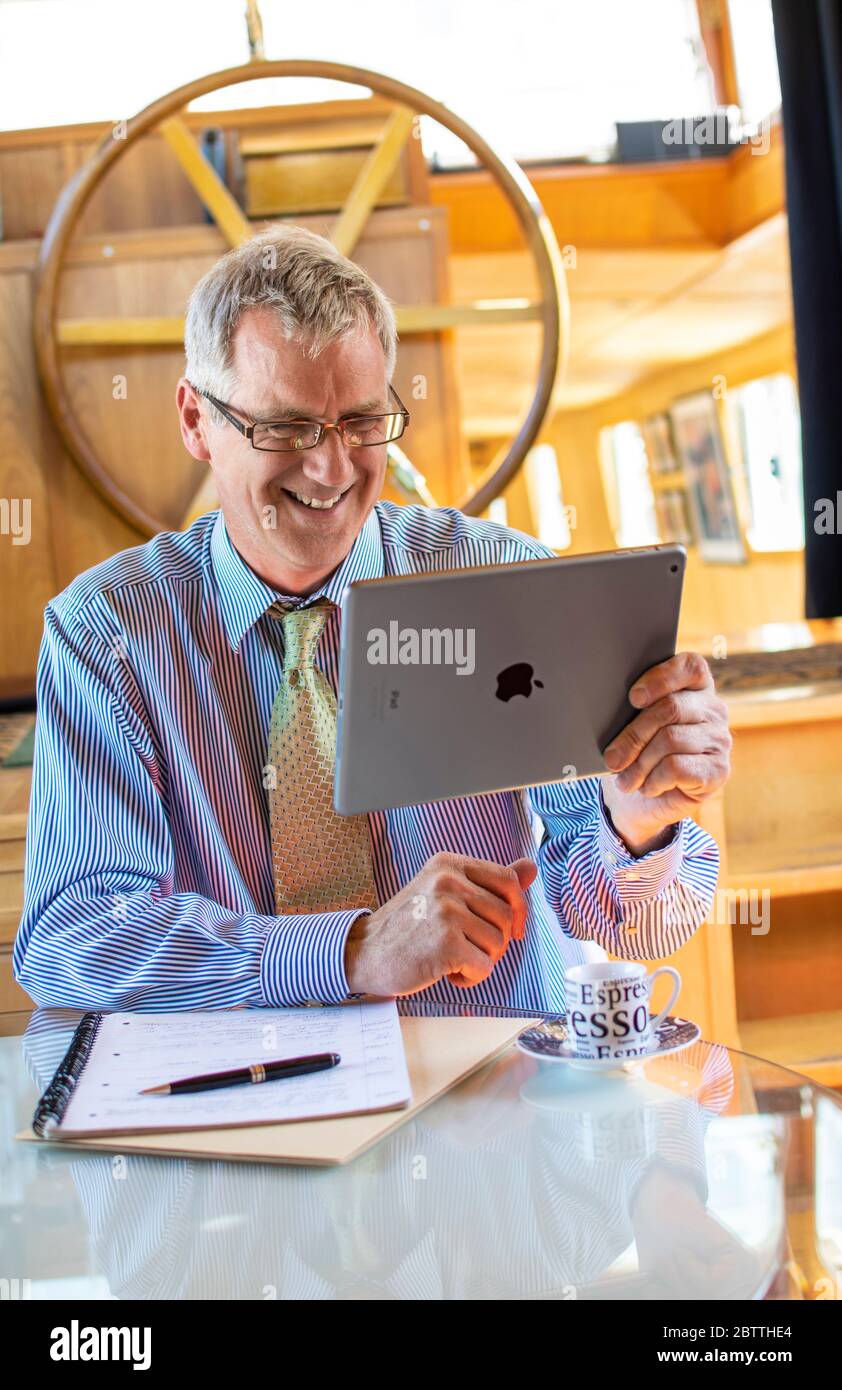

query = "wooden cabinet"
(688, 621), (842, 1083)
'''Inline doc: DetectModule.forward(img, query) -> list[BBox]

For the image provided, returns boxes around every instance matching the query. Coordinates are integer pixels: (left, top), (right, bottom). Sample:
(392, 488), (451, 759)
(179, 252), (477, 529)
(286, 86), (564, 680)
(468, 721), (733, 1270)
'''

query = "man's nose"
(299, 427), (356, 486)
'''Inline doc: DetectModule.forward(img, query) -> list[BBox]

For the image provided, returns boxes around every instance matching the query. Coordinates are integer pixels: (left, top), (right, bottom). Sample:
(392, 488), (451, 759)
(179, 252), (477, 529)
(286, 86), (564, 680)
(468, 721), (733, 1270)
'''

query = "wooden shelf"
(727, 853), (842, 898)
(724, 684), (842, 727)
(739, 1011), (842, 1088)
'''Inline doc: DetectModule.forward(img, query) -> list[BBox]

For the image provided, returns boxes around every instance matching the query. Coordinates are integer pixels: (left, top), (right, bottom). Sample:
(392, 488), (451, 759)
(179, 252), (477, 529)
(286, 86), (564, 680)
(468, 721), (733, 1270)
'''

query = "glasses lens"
(253, 422), (321, 452)
(342, 414), (405, 447)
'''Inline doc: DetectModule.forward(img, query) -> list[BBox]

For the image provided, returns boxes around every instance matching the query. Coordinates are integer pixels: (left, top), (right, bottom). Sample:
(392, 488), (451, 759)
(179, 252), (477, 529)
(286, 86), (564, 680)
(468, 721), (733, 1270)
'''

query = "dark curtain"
(772, 0), (842, 617)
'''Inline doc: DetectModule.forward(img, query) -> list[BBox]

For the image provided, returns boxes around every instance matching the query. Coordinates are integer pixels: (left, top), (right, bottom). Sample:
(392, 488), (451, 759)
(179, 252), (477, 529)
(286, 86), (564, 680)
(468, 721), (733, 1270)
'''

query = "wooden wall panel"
(57, 246), (223, 527)
(0, 127), (234, 241)
(78, 134), (208, 237)
(0, 274), (60, 696)
(0, 99), (427, 244)
(61, 344), (206, 528)
(0, 142), (82, 241)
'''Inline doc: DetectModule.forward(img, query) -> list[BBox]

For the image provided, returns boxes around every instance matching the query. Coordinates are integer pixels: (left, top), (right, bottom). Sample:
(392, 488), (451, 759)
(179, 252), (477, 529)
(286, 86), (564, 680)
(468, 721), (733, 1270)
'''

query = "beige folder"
(17, 1014), (533, 1167)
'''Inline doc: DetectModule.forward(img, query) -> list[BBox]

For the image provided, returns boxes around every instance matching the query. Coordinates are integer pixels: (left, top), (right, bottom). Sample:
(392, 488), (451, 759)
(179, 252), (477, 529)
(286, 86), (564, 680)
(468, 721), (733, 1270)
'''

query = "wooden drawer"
(245, 147), (408, 218)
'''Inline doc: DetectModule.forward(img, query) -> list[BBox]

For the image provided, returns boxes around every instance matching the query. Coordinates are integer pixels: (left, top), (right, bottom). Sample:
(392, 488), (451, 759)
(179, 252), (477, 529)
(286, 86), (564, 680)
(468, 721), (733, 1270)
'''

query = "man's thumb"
(509, 857), (538, 889)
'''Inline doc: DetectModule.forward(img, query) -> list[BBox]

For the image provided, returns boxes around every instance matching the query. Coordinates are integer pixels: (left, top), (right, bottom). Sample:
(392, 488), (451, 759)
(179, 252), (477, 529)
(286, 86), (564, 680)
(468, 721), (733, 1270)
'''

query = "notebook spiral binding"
(32, 1011), (103, 1137)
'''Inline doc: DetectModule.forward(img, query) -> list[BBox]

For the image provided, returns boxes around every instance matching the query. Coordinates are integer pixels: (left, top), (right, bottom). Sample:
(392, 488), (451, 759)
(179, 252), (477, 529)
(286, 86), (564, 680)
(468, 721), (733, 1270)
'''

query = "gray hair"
(184, 223), (398, 420)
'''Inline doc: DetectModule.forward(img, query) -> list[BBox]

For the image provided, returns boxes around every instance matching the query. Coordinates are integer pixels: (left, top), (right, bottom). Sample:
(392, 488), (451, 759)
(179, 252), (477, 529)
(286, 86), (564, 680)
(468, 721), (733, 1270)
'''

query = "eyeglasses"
(195, 384), (410, 453)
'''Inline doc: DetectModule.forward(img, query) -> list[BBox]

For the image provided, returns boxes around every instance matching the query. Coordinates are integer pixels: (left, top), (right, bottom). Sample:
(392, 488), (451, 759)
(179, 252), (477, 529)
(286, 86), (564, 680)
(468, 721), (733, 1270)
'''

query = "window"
(728, 374), (804, 552)
(599, 422), (659, 548)
(0, 0), (715, 166)
(486, 497), (509, 528)
(728, 0), (782, 128)
(524, 444), (572, 550)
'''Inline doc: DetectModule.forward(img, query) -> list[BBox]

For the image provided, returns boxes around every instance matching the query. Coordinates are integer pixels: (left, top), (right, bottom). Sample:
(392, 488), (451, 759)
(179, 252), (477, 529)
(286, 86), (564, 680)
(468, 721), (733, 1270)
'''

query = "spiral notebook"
(30, 1002), (411, 1139)
(19, 1003), (535, 1166)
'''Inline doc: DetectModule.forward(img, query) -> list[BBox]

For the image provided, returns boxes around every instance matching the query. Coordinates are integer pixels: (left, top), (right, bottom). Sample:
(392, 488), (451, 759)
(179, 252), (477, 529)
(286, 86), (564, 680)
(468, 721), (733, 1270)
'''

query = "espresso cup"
(575, 1102), (658, 1163)
(564, 961), (681, 1061)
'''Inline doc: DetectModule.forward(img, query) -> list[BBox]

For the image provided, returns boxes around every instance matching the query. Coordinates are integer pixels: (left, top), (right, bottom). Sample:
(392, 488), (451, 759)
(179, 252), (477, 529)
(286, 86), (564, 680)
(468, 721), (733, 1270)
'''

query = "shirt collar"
(210, 506), (385, 653)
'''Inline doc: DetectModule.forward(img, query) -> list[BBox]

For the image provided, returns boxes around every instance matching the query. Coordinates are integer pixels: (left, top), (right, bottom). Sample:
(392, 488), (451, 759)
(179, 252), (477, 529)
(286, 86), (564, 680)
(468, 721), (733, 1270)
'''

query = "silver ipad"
(334, 544), (686, 815)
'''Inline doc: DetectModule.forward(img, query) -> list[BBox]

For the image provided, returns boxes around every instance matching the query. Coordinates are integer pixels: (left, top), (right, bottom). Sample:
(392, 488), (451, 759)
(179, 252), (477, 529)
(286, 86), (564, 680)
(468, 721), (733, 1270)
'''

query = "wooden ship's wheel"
(34, 59), (568, 538)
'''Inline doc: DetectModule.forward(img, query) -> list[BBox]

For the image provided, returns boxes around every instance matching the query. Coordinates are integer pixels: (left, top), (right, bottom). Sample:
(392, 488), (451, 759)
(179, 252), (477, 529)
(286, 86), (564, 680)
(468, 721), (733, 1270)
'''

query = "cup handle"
(648, 966), (681, 1032)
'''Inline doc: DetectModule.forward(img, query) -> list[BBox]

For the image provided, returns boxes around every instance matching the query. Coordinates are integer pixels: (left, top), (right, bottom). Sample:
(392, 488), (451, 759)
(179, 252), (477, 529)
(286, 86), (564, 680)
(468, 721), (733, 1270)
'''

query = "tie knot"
(273, 598), (334, 668)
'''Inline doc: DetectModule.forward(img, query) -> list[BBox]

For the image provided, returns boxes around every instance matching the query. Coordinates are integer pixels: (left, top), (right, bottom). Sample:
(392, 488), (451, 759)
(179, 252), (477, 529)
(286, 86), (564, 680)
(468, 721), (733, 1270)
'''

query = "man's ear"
(176, 378), (211, 462)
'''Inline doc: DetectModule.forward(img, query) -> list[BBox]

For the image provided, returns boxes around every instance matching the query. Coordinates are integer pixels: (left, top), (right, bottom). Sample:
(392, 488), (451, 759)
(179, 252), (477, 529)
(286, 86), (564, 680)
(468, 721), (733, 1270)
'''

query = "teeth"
(288, 490), (343, 510)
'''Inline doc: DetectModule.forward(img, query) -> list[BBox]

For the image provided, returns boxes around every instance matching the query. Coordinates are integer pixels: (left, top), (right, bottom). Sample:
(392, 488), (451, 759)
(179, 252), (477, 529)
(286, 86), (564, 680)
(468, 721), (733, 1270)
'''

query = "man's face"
(179, 307), (390, 595)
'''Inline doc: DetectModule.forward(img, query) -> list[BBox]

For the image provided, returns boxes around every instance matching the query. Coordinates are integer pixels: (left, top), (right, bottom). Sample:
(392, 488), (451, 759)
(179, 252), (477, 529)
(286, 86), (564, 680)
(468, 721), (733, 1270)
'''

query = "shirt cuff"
(260, 909), (372, 1007)
(597, 783), (686, 904)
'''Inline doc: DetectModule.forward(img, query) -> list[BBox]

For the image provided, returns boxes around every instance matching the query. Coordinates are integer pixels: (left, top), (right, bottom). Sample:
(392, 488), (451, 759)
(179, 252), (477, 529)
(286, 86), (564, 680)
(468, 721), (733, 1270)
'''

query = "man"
(14, 225), (731, 1012)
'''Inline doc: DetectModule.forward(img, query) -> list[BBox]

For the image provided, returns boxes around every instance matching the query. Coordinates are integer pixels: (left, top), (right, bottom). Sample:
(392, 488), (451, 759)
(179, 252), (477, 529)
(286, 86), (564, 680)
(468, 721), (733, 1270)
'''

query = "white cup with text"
(564, 961), (681, 1061)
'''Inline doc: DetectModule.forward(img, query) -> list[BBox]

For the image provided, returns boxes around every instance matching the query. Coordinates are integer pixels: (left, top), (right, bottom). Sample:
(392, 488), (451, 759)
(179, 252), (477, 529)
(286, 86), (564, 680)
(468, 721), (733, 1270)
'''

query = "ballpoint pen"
(140, 1052), (341, 1095)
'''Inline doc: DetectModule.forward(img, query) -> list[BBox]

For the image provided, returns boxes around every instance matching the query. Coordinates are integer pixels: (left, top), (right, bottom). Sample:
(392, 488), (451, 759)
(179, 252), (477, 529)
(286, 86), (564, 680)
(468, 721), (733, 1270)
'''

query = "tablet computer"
(334, 543), (686, 815)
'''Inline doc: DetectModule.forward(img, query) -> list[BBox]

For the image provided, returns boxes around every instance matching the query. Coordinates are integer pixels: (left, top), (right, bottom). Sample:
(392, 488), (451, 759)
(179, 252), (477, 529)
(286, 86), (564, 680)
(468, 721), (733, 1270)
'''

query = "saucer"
(516, 1015), (701, 1070)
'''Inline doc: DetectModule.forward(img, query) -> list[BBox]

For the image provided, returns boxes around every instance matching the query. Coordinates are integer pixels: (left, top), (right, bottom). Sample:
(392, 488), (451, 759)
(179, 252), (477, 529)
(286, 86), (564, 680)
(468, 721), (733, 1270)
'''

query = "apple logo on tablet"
(495, 663), (544, 702)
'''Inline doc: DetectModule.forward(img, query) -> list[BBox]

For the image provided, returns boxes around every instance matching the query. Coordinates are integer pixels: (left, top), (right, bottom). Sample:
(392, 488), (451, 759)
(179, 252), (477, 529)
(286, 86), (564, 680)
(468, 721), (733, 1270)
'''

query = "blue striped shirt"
(14, 503), (719, 1013)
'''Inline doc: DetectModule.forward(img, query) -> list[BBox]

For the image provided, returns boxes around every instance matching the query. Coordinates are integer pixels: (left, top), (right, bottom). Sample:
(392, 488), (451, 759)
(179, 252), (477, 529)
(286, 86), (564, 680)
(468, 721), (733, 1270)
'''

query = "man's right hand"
(344, 851), (537, 997)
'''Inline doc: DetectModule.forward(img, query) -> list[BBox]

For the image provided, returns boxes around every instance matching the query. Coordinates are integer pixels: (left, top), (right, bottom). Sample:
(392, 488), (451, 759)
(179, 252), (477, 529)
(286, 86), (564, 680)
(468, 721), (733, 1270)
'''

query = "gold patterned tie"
(267, 598), (378, 916)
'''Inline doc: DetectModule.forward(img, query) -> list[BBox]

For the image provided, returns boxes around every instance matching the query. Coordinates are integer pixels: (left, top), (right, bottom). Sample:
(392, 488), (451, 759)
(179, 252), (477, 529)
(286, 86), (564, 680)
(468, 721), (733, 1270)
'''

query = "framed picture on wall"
(641, 413), (679, 474)
(654, 488), (692, 545)
(669, 392), (746, 563)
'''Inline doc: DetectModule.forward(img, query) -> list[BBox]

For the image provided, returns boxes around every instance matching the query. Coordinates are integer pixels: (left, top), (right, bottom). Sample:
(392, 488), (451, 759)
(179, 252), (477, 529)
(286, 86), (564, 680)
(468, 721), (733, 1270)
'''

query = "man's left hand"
(601, 652), (731, 855)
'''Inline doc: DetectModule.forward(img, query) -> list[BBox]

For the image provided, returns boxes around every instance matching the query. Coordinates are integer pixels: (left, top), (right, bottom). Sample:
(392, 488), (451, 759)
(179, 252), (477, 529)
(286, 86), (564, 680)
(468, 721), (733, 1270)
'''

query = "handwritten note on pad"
(50, 1003), (411, 1138)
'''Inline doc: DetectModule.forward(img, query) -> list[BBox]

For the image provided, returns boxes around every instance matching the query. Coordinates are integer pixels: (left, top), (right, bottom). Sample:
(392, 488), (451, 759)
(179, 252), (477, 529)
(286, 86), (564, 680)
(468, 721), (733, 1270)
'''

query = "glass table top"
(1, 1008), (840, 1301)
